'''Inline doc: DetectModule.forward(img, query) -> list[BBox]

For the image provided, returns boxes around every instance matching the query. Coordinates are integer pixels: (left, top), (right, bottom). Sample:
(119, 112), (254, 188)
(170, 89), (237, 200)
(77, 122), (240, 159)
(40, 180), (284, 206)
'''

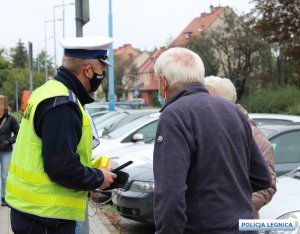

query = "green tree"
(186, 36), (219, 76)
(10, 39), (28, 69)
(0, 49), (11, 70)
(187, 9), (274, 99)
(0, 49), (12, 93)
(250, 0), (300, 59)
(114, 55), (138, 101)
(1, 42), (54, 112)
(2, 68), (44, 112)
(34, 50), (56, 79)
(248, 0), (300, 84)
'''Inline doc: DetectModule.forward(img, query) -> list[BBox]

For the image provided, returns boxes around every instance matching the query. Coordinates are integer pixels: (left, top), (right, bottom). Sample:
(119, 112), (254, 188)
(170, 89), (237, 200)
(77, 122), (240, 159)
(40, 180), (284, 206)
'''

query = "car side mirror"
(132, 133), (144, 142)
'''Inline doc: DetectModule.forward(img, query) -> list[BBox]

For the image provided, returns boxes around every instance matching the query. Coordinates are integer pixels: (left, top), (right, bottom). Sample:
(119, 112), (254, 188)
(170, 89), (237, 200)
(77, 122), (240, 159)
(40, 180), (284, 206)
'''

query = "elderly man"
(205, 75), (276, 218)
(5, 36), (117, 234)
(153, 47), (272, 234)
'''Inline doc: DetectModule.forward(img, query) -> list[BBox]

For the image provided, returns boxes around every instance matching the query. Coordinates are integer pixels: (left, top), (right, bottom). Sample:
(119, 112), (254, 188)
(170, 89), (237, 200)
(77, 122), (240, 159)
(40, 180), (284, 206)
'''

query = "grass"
(101, 204), (126, 234)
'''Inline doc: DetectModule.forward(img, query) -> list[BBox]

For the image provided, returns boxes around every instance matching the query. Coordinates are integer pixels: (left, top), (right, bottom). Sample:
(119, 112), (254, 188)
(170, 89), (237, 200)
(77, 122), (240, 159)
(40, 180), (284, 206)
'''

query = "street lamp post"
(44, 19), (62, 82)
(53, 2), (75, 68)
(44, 20), (50, 82)
(108, 0), (115, 111)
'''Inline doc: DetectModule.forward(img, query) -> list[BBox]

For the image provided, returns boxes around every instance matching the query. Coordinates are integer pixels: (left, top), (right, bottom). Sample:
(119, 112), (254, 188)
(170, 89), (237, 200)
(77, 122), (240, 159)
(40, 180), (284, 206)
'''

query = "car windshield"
(106, 115), (157, 139)
(254, 118), (293, 126)
(92, 112), (122, 125)
(95, 112), (128, 133)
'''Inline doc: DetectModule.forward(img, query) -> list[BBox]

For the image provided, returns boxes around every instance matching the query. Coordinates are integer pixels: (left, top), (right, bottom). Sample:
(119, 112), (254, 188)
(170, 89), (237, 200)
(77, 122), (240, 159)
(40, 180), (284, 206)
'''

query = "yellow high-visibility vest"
(5, 79), (92, 221)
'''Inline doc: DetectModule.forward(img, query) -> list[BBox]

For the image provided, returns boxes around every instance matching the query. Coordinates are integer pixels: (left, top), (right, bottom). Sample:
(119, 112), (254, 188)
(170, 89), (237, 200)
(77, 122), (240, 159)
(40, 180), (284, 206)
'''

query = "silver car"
(259, 167), (300, 234)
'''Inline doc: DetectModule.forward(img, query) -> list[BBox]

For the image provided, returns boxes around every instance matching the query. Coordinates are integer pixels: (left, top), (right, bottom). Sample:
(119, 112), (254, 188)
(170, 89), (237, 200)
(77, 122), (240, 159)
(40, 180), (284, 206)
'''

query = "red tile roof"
(114, 44), (136, 55)
(138, 47), (167, 74)
(170, 6), (226, 47)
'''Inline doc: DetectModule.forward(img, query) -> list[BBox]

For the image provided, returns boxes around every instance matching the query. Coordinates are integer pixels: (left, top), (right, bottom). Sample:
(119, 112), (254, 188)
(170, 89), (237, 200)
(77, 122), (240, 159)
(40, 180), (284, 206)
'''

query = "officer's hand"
(99, 168), (117, 190)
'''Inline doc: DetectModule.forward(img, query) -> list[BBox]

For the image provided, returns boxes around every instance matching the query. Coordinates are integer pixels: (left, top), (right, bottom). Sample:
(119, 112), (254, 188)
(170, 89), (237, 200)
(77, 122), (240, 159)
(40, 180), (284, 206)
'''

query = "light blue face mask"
(158, 90), (167, 106)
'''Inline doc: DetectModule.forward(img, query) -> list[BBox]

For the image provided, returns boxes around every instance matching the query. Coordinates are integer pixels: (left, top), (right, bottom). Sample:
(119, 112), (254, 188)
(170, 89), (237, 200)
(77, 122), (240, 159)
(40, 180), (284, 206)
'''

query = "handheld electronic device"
(111, 160), (133, 173)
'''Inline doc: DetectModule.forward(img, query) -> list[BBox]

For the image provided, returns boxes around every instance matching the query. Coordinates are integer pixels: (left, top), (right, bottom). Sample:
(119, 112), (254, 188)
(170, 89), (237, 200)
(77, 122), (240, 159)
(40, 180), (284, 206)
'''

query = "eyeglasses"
(95, 55), (108, 61)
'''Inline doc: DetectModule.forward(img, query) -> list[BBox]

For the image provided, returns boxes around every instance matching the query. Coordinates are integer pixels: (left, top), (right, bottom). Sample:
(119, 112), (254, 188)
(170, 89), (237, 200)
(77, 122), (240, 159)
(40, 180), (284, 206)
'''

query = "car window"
(121, 120), (158, 143)
(108, 116), (157, 139)
(135, 120), (158, 142)
(271, 130), (300, 164)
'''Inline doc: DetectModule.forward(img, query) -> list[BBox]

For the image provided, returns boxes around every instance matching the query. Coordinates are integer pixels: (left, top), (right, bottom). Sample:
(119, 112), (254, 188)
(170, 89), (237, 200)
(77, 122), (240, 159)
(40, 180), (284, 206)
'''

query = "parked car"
(128, 98), (147, 109)
(112, 159), (155, 224)
(258, 124), (300, 176)
(92, 113), (160, 158)
(93, 141), (154, 204)
(259, 167), (300, 233)
(85, 102), (124, 114)
(249, 113), (300, 126)
(111, 124), (300, 224)
(91, 109), (159, 136)
(92, 111), (127, 136)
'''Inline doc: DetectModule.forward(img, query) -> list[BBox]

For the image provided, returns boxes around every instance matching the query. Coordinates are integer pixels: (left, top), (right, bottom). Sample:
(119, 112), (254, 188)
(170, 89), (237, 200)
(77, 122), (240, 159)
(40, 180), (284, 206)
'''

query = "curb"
(88, 202), (120, 234)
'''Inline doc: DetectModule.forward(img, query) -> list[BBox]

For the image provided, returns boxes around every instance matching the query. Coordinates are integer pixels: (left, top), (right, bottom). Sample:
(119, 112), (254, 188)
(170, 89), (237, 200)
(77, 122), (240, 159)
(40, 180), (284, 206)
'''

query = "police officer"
(5, 36), (117, 234)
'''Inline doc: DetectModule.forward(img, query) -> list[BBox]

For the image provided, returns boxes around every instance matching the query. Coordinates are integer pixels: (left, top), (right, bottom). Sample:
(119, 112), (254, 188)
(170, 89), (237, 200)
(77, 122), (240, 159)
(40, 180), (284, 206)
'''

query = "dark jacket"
(153, 83), (272, 234)
(0, 112), (19, 152)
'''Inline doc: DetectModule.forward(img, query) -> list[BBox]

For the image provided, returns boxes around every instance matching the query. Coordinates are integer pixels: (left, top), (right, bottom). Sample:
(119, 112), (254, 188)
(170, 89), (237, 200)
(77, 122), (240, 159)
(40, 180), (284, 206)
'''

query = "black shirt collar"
(54, 66), (94, 106)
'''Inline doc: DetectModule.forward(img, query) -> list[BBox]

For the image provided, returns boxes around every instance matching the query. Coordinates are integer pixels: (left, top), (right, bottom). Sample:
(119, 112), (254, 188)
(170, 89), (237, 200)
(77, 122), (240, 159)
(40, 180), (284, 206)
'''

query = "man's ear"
(160, 74), (167, 90)
(83, 64), (92, 80)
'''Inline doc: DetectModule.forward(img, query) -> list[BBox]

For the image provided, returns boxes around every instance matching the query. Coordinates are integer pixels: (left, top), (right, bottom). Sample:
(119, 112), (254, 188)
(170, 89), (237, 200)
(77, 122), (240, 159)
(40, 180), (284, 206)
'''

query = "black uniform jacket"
(11, 66), (104, 224)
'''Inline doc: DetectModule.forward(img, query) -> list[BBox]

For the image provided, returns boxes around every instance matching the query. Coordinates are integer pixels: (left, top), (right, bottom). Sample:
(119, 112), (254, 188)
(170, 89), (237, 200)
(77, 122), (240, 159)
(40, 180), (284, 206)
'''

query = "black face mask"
(90, 70), (105, 93)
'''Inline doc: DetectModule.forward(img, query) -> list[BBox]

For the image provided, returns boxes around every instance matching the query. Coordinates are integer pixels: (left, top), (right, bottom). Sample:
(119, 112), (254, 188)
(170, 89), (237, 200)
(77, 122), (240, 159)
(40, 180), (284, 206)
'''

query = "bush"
(240, 86), (300, 115)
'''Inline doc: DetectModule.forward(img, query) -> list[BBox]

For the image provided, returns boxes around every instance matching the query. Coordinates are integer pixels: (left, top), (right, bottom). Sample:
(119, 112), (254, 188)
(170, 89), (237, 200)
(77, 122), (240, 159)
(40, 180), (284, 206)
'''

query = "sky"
(0, 0), (254, 65)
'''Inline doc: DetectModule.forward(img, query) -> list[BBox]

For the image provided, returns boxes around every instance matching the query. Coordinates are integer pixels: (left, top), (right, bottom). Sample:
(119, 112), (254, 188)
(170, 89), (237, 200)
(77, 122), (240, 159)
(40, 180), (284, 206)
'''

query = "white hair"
(154, 47), (205, 88)
(204, 76), (237, 103)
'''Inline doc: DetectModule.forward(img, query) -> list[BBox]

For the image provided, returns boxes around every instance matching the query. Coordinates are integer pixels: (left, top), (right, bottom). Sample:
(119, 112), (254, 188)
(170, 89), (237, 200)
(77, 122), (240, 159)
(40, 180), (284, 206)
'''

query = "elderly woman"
(204, 75), (277, 218)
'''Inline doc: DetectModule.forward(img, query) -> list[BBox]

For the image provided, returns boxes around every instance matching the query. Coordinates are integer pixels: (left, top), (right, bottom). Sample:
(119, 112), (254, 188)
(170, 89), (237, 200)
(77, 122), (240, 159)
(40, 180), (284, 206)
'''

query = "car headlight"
(265, 211), (300, 234)
(129, 181), (155, 192)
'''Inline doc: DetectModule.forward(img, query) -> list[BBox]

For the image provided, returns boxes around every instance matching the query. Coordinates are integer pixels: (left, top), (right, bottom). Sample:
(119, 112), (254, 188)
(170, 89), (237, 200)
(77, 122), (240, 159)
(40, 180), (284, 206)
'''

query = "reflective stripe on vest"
(5, 79), (92, 221)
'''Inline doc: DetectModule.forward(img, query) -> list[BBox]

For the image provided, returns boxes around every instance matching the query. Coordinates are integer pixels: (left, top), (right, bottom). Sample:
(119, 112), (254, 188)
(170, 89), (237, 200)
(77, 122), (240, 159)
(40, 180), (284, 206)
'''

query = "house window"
(183, 32), (192, 39)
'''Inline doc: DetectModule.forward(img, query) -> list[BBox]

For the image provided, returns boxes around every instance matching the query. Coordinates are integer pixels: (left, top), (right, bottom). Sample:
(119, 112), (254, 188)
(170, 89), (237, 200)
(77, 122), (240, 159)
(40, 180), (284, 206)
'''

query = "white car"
(259, 168), (300, 233)
(105, 141), (154, 169)
(92, 113), (160, 159)
(249, 113), (300, 126)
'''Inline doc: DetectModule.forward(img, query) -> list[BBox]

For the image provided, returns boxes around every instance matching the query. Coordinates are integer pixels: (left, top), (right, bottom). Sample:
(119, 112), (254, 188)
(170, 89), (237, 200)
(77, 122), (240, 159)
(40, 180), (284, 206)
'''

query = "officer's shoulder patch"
(52, 90), (78, 108)
(68, 89), (78, 105)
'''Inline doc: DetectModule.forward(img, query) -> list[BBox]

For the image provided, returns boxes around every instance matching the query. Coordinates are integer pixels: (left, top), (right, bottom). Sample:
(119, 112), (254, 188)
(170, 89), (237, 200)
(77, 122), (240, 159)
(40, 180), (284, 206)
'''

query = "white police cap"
(60, 36), (113, 66)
